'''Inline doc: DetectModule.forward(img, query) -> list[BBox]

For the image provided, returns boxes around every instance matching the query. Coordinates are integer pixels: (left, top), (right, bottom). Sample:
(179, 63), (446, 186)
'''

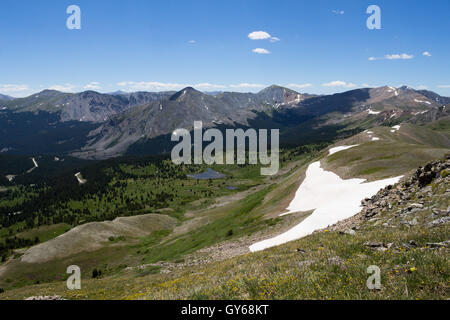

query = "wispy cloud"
(252, 48), (270, 54)
(188, 40), (196, 44)
(248, 31), (280, 42)
(385, 53), (414, 60)
(83, 82), (101, 90)
(286, 83), (312, 89)
(422, 51), (431, 57)
(118, 81), (227, 92)
(49, 83), (77, 92)
(322, 81), (356, 88)
(437, 85), (450, 88)
(194, 83), (227, 90)
(416, 85), (428, 90)
(117, 81), (189, 91)
(0, 84), (30, 93)
(332, 10), (345, 15)
(229, 83), (266, 89)
(369, 53), (414, 61)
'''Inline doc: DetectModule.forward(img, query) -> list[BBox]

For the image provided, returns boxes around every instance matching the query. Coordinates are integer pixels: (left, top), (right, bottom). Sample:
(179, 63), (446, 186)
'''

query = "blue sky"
(1, 0), (449, 97)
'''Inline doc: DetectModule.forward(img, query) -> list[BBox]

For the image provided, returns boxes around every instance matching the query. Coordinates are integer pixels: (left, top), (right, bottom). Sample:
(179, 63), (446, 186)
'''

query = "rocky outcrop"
(329, 154), (450, 232)
(361, 155), (450, 223)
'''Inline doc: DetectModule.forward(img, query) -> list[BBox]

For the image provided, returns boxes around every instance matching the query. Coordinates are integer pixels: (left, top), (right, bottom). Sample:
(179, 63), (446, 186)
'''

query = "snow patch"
(249, 160), (402, 252)
(387, 86), (399, 96)
(328, 145), (359, 156)
(368, 109), (381, 115)
(414, 99), (431, 105)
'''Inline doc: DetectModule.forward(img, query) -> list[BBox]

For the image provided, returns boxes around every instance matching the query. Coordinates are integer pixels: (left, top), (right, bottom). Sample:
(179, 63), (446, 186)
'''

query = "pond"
(187, 168), (226, 180)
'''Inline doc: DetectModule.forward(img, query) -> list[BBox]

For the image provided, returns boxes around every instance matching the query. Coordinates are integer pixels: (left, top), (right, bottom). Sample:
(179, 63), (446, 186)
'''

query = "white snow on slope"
(249, 149), (402, 252)
(31, 158), (38, 168)
(371, 137), (380, 141)
(387, 86), (399, 96)
(368, 109), (380, 115)
(328, 145), (359, 156)
(414, 99), (431, 105)
(390, 125), (401, 133)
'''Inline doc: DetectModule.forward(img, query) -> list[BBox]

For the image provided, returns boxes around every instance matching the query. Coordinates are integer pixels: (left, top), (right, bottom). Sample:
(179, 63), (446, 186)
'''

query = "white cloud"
(0, 84), (30, 93)
(361, 83), (372, 87)
(194, 83), (227, 90)
(229, 83), (266, 89)
(437, 85), (450, 88)
(248, 31), (271, 40)
(248, 31), (280, 42)
(117, 81), (190, 91)
(188, 40), (196, 44)
(49, 83), (77, 92)
(117, 81), (228, 92)
(416, 85), (428, 90)
(286, 83), (313, 89)
(83, 82), (101, 90)
(385, 53), (414, 60)
(332, 10), (345, 15)
(252, 48), (270, 54)
(322, 81), (357, 88)
(369, 53), (414, 61)
(422, 51), (431, 57)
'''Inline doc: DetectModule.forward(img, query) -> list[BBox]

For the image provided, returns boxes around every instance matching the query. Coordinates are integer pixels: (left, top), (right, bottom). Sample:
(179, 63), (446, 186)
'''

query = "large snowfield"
(249, 146), (402, 252)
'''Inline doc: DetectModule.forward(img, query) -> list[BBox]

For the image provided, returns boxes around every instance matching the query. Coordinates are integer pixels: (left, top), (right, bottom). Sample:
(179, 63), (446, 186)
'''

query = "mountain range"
(0, 85), (448, 158)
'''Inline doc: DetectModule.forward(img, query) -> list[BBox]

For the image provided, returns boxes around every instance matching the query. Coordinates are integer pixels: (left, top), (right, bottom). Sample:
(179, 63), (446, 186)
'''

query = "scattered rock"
(428, 217), (450, 227)
(426, 241), (450, 248)
(364, 241), (383, 248)
(339, 229), (356, 236)
(364, 241), (393, 252)
(25, 295), (65, 300)
(328, 256), (345, 266)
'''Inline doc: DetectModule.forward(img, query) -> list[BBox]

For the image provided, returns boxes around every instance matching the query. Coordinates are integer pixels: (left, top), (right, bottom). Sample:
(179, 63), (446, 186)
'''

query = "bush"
(0, 288), (4, 294)
(441, 169), (449, 178)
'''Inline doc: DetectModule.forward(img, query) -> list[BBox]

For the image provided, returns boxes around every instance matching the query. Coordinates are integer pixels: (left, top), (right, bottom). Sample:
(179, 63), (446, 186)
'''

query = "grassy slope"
(1, 160), (447, 300)
(323, 123), (450, 181)
(0, 123), (448, 299)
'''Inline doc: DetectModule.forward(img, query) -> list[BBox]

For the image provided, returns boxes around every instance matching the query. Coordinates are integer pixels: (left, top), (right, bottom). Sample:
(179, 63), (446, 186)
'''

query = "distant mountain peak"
(399, 85), (414, 91)
(37, 89), (63, 96)
(169, 86), (203, 101)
